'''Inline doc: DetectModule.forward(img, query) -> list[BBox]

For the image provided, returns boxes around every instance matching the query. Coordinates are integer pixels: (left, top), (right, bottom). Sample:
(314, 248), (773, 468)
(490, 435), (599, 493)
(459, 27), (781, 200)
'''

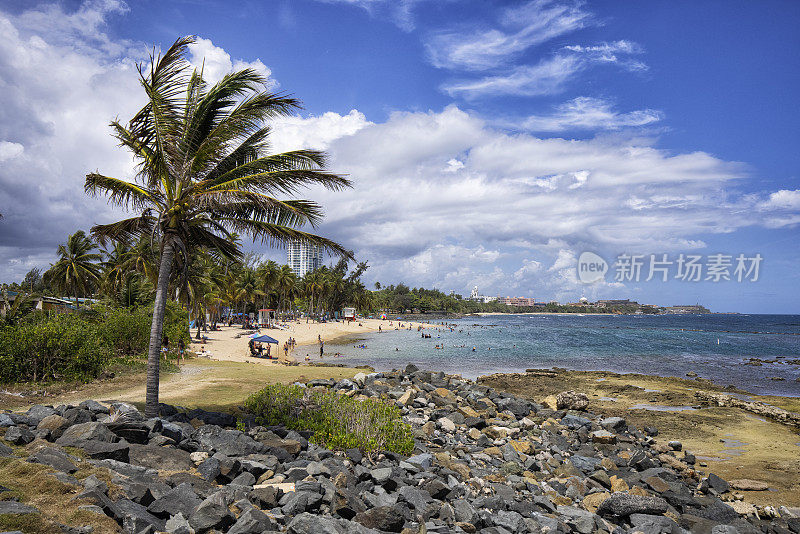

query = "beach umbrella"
(251, 334), (279, 344)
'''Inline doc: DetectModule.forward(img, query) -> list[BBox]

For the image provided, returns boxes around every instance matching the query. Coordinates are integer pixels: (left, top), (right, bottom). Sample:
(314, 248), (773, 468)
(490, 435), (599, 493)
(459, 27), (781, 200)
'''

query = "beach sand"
(189, 318), (432, 365)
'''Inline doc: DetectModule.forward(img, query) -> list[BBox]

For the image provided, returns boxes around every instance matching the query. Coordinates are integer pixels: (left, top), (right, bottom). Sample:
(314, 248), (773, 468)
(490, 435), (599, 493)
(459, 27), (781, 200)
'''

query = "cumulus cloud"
(514, 97), (663, 132)
(0, 2), (279, 283)
(187, 37), (278, 89)
(426, 0), (593, 71)
(266, 105), (799, 298)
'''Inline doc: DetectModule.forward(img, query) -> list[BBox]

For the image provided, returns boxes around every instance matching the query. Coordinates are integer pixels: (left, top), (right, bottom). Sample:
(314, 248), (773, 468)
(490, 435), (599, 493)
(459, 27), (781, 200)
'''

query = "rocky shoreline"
(2, 364), (799, 534)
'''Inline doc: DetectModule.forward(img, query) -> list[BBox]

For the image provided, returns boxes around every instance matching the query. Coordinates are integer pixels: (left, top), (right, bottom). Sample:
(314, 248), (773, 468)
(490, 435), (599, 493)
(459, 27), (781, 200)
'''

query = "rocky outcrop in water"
(2, 366), (800, 533)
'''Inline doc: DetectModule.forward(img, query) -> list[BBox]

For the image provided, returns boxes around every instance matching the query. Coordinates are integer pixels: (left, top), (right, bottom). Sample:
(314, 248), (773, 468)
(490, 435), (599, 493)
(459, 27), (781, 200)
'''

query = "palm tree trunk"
(145, 238), (175, 418)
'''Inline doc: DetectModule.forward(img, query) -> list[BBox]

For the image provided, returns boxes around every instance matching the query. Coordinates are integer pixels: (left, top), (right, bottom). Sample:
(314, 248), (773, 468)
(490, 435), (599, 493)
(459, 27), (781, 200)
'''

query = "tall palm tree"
(44, 231), (102, 307)
(85, 36), (351, 417)
(100, 241), (131, 298)
(256, 260), (280, 310)
(275, 264), (297, 315)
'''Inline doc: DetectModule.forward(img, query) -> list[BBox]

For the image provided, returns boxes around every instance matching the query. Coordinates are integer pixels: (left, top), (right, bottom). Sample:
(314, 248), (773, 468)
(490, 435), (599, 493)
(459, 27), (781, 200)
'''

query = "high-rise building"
(286, 240), (324, 277)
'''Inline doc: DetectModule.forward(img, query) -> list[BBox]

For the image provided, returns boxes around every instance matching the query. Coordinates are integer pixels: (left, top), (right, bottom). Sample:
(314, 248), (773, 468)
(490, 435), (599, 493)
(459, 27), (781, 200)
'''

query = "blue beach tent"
(251, 334), (279, 344)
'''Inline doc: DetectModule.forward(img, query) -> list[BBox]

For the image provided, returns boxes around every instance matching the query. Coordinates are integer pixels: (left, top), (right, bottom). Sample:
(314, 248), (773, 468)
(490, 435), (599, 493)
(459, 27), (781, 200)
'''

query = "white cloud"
(187, 37), (278, 90)
(0, 2), (280, 282)
(442, 54), (583, 98)
(267, 105), (799, 297)
(0, 141), (23, 161)
(564, 40), (648, 71)
(315, 0), (422, 31)
(426, 0), (593, 71)
(759, 189), (800, 210)
(442, 40), (646, 99)
(270, 110), (371, 153)
(515, 97), (663, 132)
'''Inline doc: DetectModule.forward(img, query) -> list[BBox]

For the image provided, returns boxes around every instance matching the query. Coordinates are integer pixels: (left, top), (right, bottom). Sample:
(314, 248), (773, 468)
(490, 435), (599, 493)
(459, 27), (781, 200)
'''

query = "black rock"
(0, 501), (39, 515)
(106, 422), (149, 444)
(147, 482), (201, 519)
(56, 422), (116, 446)
(354, 505), (405, 532)
(249, 485), (281, 509)
(227, 507), (279, 534)
(116, 498), (166, 533)
(4, 426), (34, 445)
(62, 407), (92, 426)
(281, 490), (323, 515)
(197, 458), (221, 481)
(193, 425), (264, 456)
(597, 493), (669, 517)
(78, 440), (130, 462)
(707, 473), (730, 494)
(189, 491), (235, 532)
(27, 447), (78, 473)
(345, 448), (363, 464)
(187, 409), (237, 428)
(128, 443), (194, 471)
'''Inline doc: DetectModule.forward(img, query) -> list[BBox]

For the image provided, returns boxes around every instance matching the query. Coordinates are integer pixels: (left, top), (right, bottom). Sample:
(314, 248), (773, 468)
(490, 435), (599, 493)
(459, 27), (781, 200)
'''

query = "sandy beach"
(190, 318), (432, 365)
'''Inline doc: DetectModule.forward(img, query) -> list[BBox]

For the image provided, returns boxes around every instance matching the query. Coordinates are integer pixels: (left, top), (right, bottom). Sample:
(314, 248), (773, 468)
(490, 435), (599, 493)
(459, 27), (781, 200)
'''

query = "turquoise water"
(320, 314), (800, 396)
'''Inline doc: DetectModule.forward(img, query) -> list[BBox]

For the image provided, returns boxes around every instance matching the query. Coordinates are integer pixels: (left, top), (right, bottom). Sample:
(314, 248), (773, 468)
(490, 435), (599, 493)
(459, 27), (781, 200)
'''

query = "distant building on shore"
(497, 296), (536, 307)
(286, 239), (323, 277)
(595, 299), (638, 308)
(664, 305), (710, 314)
(465, 286), (497, 303)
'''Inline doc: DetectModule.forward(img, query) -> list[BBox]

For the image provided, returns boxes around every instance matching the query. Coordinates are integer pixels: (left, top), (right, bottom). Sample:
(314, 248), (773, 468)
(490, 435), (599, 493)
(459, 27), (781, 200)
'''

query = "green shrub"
(244, 384), (414, 455)
(0, 314), (109, 383)
(0, 301), (190, 384)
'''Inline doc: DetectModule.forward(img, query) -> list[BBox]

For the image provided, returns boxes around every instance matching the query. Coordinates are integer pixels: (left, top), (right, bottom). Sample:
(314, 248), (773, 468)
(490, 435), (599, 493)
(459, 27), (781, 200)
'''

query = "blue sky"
(0, 0), (798, 312)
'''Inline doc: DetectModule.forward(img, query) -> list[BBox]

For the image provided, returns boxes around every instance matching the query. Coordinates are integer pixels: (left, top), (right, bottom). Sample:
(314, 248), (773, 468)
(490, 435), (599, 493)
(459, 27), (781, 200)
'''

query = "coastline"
(189, 318), (435, 364)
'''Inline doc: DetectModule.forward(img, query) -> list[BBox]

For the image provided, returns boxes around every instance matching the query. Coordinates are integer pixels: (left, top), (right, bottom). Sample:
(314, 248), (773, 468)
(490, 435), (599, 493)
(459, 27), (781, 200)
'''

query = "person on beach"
(319, 341), (324, 358)
(162, 335), (169, 359)
(178, 339), (185, 361)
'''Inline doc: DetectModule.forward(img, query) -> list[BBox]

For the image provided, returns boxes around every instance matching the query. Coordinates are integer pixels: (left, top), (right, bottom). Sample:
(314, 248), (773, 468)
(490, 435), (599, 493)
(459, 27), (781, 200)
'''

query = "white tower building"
(286, 240), (324, 277)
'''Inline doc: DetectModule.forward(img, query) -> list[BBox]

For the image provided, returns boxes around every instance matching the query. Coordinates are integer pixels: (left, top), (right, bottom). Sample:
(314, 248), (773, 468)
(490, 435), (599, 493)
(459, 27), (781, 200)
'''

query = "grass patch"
(244, 383), (414, 455)
(0, 455), (120, 534)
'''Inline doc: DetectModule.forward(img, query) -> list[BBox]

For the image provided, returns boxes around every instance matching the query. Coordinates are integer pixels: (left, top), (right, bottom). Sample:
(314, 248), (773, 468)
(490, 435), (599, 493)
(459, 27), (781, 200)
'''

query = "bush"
(0, 301), (190, 383)
(0, 313), (109, 383)
(244, 384), (414, 455)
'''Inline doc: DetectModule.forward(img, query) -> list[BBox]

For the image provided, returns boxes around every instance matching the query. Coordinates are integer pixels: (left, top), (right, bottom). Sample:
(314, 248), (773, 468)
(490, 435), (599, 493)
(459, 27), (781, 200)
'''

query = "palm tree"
(44, 231), (102, 307)
(85, 36), (352, 417)
(100, 241), (131, 298)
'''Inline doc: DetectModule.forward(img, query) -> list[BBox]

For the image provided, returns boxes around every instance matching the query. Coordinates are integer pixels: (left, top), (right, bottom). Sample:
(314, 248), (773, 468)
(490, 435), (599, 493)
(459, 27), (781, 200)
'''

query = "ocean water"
(318, 314), (800, 396)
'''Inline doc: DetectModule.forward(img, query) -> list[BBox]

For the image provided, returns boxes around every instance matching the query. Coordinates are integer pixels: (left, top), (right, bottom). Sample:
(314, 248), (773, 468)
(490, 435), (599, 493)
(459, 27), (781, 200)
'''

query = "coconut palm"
(44, 231), (102, 307)
(84, 36), (351, 417)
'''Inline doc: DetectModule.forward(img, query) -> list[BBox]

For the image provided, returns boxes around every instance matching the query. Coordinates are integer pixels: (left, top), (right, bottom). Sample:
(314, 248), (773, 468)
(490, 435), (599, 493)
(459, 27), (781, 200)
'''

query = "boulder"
(194, 425), (264, 456)
(37, 414), (70, 439)
(56, 422), (116, 446)
(78, 440), (130, 462)
(128, 443), (194, 471)
(728, 479), (769, 491)
(4, 426), (34, 445)
(556, 391), (589, 411)
(354, 506), (405, 532)
(597, 492), (669, 517)
(27, 447), (78, 473)
(116, 498), (166, 533)
(227, 507), (279, 534)
(189, 491), (235, 532)
(287, 512), (346, 534)
(0, 501), (39, 515)
(148, 482), (202, 519)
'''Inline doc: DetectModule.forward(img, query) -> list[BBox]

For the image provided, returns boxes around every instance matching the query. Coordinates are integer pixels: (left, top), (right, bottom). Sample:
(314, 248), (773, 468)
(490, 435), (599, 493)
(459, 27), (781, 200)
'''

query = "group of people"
(161, 335), (186, 361)
(248, 338), (272, 359)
